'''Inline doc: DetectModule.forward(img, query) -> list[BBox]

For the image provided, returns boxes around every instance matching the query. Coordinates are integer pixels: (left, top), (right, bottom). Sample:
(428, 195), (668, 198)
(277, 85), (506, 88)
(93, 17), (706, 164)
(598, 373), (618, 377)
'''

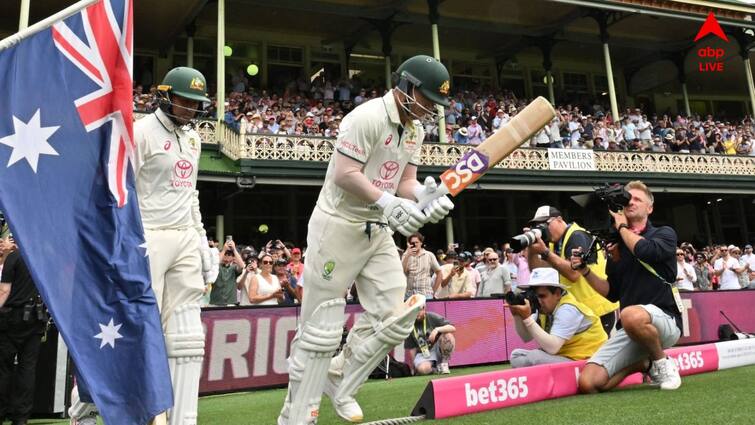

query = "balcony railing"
(132, 113), (755, 176)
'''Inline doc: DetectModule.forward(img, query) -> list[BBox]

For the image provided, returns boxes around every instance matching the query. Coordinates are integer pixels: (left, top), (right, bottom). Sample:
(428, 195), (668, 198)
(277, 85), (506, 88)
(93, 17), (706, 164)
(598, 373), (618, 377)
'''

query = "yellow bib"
(549, 223), (619, 317)
(538, 292), (607, 360)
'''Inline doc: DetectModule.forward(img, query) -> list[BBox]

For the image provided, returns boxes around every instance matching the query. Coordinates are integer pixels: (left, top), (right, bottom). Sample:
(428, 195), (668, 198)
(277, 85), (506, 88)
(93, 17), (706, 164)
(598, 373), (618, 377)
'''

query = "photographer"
(0, 235), (47, 425)
(576, 181), (682, 393)
(525, 206), (618, 334)
(404, 306), (456, 375)
(509, 268), (607, 368)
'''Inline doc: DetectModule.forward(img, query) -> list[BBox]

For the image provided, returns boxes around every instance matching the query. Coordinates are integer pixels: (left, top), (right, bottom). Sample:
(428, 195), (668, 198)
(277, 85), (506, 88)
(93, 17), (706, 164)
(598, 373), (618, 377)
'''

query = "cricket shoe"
(324, 356), (364, 423)
(70, 412), (98, 425)
(438, 362), (450, 374)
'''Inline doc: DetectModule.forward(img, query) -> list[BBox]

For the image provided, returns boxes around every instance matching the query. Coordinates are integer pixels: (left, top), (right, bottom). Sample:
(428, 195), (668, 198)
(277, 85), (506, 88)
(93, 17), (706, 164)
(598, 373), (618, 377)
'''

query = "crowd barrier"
(198, 290), (755, 395)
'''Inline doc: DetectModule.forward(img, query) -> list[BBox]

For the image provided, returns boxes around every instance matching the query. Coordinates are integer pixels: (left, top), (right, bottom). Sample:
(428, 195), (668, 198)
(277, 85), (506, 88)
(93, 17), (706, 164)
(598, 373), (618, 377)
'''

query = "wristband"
(617, 223), (630, 232)
(540, 248), (550, 261)
(582, 268), (591, 278)
(375, 191), (395, 209)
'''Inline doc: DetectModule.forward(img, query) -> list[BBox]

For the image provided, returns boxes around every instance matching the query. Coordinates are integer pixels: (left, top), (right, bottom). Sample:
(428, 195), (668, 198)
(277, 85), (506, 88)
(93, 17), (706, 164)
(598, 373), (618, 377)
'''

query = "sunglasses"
(487, 258), (499, 262)
(261, 260), (273, 265)
(676, 253), (684, 256)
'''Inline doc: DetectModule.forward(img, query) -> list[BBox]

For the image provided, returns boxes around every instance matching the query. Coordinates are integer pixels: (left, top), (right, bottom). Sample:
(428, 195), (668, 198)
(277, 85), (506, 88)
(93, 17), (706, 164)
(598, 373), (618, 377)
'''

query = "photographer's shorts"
(587, 304), (681, 378)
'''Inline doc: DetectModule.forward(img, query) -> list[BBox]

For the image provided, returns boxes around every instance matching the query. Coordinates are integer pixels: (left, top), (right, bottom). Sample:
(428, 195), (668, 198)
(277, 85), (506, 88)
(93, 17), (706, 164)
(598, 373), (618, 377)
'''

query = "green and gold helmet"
(158, 66), (211, 103)
(395, 55), (450, 107)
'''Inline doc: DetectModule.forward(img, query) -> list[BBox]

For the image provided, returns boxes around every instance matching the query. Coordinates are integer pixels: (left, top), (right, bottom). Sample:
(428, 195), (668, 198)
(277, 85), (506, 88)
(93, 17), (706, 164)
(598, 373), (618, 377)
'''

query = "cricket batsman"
(278, 55), (455, 424)
(68, 67), (212, 425)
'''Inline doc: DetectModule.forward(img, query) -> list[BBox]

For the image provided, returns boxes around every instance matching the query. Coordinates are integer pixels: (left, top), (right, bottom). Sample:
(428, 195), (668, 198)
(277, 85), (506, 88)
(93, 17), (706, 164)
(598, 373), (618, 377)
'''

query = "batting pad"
(279, 298), (347, 425)
(330, 295), (426, 404)
(165, 303), (205, 425)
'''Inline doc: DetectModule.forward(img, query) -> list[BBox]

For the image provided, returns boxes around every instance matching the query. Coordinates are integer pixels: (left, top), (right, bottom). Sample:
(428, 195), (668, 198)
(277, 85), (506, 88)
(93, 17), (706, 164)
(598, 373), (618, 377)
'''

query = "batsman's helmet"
(394, 55), (450, 107)
(158, 67), (211, 104)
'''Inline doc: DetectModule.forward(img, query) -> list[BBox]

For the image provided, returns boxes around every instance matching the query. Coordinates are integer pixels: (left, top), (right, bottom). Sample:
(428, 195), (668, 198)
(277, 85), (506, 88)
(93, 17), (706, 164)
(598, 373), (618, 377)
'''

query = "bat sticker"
(440, 149), (490, 195)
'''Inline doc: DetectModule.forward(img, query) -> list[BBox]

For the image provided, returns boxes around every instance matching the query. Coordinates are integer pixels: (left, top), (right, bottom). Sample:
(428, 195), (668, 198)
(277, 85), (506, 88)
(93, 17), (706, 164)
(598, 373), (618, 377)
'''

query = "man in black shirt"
(575, 181), (682, 393)
(0, 236), (46, 425)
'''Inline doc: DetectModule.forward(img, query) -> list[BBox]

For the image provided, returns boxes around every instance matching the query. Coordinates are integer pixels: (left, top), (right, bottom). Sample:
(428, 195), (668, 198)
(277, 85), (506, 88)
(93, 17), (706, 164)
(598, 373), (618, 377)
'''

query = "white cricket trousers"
(144, 228), (205, 327)
(301, 207), (407, 331)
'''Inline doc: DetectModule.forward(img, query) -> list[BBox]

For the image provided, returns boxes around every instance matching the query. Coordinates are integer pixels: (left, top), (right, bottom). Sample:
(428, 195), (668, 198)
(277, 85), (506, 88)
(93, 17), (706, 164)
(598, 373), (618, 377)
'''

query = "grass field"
(32, 363), (755, 425)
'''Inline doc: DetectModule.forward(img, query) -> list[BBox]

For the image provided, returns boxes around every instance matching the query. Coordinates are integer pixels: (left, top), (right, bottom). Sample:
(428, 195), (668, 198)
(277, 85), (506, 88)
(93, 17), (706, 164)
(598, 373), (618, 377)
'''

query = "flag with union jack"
(0, 0), (173, 423)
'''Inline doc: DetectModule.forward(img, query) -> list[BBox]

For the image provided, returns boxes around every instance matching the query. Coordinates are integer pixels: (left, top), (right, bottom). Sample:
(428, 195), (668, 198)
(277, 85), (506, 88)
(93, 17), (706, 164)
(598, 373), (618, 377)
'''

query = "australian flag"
(0, 1), (173, 424)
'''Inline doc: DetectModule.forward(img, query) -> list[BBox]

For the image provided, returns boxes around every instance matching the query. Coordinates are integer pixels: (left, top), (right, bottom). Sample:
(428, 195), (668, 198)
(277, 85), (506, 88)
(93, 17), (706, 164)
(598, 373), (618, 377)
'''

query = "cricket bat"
(417, 96), (556, 209)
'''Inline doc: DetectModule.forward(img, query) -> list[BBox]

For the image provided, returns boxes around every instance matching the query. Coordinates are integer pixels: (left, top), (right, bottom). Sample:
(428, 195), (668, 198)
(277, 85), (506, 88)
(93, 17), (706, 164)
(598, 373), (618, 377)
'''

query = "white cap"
(518, 268), (568, 290)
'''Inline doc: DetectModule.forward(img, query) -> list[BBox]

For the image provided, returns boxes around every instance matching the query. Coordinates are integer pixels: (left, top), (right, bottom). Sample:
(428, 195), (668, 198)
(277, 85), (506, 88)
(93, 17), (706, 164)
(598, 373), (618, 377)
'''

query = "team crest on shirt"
(188, 137), (199, 155)
(322, 260), (336, 280)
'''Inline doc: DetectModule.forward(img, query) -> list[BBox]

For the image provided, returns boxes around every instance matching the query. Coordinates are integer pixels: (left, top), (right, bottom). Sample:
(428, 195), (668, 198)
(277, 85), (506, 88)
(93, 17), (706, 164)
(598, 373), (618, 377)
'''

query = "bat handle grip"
(416, 181), (450, 210)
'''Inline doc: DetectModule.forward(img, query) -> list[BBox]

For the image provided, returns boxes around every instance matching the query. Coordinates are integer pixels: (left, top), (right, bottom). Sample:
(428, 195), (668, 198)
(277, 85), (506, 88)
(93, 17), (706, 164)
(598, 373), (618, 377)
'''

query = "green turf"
(31, 364), (755, 424)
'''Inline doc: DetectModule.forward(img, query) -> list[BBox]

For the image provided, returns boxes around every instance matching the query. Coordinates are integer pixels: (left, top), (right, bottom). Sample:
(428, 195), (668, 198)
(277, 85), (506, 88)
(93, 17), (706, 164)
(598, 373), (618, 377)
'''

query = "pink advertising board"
(198, 290), (755, 395)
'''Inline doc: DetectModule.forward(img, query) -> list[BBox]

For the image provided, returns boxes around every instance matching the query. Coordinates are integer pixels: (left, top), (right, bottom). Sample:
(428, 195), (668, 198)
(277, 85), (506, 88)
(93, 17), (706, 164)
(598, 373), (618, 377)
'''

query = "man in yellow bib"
(526, 206), (618, 334)
(509, 268), (607, 367)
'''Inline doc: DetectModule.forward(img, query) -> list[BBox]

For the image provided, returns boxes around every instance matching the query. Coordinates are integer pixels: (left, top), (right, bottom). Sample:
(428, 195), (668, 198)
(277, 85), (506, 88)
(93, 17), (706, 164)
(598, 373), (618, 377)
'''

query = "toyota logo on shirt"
(174, 160), (194, 179)
(379, 161), (400, 180)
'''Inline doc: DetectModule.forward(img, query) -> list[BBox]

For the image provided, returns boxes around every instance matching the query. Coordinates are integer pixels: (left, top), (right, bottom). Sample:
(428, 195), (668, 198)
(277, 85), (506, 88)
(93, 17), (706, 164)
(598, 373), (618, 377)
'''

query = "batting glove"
(376, 192), (425, 236)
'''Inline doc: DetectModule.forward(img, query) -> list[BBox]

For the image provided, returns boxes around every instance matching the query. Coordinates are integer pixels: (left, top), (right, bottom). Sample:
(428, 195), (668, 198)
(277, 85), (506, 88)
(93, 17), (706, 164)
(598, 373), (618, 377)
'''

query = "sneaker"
(644, 360), (661, 386)
(652, 357), (681, 390)
(438, 362), (450, 374)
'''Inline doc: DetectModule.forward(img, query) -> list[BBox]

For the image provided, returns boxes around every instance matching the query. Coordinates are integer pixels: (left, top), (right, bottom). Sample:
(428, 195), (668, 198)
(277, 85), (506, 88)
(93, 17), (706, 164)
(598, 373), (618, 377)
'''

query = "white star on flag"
(0, 109), (60, 173)
(94, 318), (124, 349)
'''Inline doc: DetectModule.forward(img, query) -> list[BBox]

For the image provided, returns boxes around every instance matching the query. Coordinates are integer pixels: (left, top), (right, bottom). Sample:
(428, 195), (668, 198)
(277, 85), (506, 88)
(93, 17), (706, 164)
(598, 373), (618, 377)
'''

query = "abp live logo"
(695, 12), (729, 73)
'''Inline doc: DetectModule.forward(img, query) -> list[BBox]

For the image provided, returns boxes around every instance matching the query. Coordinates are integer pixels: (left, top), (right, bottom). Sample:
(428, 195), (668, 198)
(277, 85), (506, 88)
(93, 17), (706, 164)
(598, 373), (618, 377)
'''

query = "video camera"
(570, 183), (631, 263)
(508, 223), (549, 253)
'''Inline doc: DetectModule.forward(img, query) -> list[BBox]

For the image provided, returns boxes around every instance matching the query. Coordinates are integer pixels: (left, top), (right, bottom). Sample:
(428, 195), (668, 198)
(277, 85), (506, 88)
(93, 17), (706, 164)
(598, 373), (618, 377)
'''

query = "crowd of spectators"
(133, 73), (755, 156)
(203, 233), (755, 308)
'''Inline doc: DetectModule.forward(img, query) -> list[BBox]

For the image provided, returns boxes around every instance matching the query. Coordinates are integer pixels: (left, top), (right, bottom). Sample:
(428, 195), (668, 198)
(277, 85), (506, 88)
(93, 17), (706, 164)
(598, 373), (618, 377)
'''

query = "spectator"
(274, 259), (300, 305)
(713, 245), (744, 290)
(730, 246), (751, 288)
(453, 127), (469, 144)
(742, 244), (755, 288)
(509, 268), (607, 368)
(434, 252), (475, 299)
(247, 254), (284, 305)
(477, 251), (511, 297)
(287, 247), (305, 281)
(404, 306), (456, 375)
(402, 233), (442, 300)
(692, 252), (712, 291)
(462, 251), (481, 291)
(674, 248), (696, 291)
(209, 239), (244, 306)
(237, 257), (258, 306)
(201, 238), (221, 307)
(466, 116), (485, 145)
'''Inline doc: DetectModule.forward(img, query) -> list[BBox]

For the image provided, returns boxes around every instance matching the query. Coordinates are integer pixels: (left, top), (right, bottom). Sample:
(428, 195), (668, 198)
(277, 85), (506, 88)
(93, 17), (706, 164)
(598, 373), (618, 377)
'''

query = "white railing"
(132, 112), (755, 176)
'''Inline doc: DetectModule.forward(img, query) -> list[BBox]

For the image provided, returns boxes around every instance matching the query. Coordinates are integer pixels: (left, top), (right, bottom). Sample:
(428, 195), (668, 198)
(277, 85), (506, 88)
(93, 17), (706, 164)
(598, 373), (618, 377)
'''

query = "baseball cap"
(275, 258), (288, 266)
(474, 250), (483, 257)
(458, 251), (472, 261)
(518, 268), (567, 290)
(528, 206), (562, 225)
(292, 247), (302, 254)
(745, 244), (753, 249)
(445, 250), (458, 259)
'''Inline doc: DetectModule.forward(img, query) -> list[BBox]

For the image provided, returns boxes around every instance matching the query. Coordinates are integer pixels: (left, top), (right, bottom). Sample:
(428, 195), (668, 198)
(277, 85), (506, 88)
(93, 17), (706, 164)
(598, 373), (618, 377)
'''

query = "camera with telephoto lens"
(508, 223), (550, 253)
(504, 289), (540, 313)
(570, 183), (632, 264)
